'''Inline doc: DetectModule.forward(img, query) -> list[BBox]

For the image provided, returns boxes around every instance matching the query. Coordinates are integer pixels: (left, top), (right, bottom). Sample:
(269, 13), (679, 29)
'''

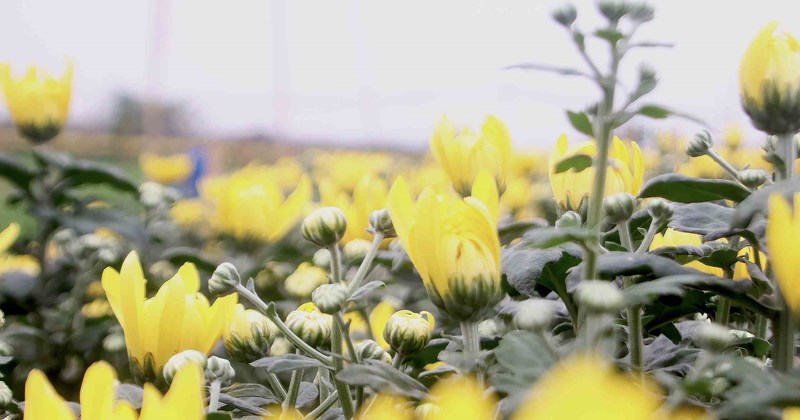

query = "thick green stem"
(334, 311), (363, 412)
(283, 356), (303, 411)
(207, 380), (222, 412)
(346, 233), (383, 296)
(772, 133), (796, 373)
(391, 353), (404, 369)
(265, 372), (287, 400)
(328, 244), (343, 283)
(618, 221), (643, 371)
(460, 321), (481, 358)
(706, 150), (746, 186)
(755, 314), (769, 340)
(331, 320), (355, 419)
(716, 298), (731, 327)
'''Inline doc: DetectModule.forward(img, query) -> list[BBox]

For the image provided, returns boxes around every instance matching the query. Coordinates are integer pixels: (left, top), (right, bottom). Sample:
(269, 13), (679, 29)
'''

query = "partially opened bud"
(209, 262), (241, 296)
(685, 131), (713, 158)
(384, 310), (435, 355)
(556, 211), (583, 228)
(163, 350), (207, 384)
(285, 303), (333, 347)
(311, 283), (348, 314)
(206, 356), (235, 384)
(224, 304), (278, 362)
(356, 340), (392, 364)
(368, 208), (396, 238)
(302, 207), (347, 247)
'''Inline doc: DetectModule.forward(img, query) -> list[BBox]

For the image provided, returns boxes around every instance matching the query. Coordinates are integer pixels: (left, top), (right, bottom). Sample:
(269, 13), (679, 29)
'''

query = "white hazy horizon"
(0, 0), (797, 149)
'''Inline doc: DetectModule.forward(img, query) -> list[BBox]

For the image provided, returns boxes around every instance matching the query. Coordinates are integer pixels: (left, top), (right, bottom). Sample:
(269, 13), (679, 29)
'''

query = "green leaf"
(296, 382), (319, 409)
(669, 203), (734, 236)
(498, 218), (548, 245)
(221, 383), (278, 407)
(638, 174), (751, 203)
(553, 154), (593, 174)
(594, 29), (624, 43)
(337, 360), (428, 400)
(0, 154), (35, 192)
(730, 178), (800, 229)
(348, 280), (385, 301)
(567, 111), (594, 136)
(250, 354), (331, 373)
(217, 394), (268, 416)
(638, 104), (670, 118)
(521, 227), (600, 248)
(60, 159), (139, 195)
(490, 331), (557, 409)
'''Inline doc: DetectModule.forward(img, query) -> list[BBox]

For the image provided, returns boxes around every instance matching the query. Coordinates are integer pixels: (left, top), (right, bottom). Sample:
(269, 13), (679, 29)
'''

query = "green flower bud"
(224, 304), (277, 362)
(313, 249), (332, 268)
(368, 208), (396, 238)
(694, 323), (732, 352)
(603, 193), (636, 223)
(285, 263), (329, 300)
(209, 262), (241, 296)
(514, 299), (555, 332)
(163, 350), (207, 384)
(685, 130), (713, 158)
(383, 310), (435, 355)
(311, 283), (348, 314)
(738, 169), (768, 189)
(598, 0), (631, 22)
(0, 382), (11, 409)
(575, 280), (623, 313)
(628, 4), (654, 22)
(552, 4), (577, 27)
(556, 210), (583, 228)
(356, 340), (392, 364)
(647, 198), (672, 222)
(301, 207), (347, 247)
(206, 356), (235, 384)
(285, 303), (333, 347)
(344, 239), (372, 264)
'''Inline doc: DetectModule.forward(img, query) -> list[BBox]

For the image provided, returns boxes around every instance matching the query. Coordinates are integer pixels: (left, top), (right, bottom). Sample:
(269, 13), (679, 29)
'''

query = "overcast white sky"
(0, 0), (798, 149)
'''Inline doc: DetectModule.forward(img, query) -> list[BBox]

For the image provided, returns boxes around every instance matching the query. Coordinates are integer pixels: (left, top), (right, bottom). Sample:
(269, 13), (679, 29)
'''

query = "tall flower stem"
(460, 321), (481, 359)
(283, 351), (303, 411)
(328, 244), (343, 283)
(772, 133), (796, 373)
(331, 319), (355, 419)
(207, 380), (222, 412)
(346, 232), (384, 296)
(618, 221), (643, 370)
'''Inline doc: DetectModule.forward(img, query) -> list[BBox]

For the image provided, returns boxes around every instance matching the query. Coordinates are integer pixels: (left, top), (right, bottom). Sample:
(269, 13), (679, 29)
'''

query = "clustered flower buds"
(209, 262), (241, 296)
(163, 350), (207, 384)
(311, 283), (348, 314)
(383, 310), (435, 355)
(285, 303), (333, 347)
(301, 207), (348, 247)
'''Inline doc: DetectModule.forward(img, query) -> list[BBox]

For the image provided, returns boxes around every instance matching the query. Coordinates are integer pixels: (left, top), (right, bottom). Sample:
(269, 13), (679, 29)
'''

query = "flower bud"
(312, 248), (332, 268)
(628, 4), (654, 22)
(383, 310), (435, 355)
(602, 193), (636, 224)
(206, 356), (235, 384)
(209, 262), (241, 296)
(575, 280), (623, 313)
(163, 350), (207, 384)
(555, 210), (583, 228)
(344, 239), (372, 264)
(514, 299), (555, 332)
(369, 208), (396, 238)
(285, 303), (333, 347)
(301, 207), (347, 247)
(0, 382), (11, 409)
(647, 198), (672, 222)
(311, 283), (348, 314)
(552, 4), (577, 27)
(694, 323), (732, 352)
(738, 169), (768, 189)
(478, 319), (505, 337)
(356, 340), (392, 364)
(224, 304), (278, 362)
(285, 263), (329, 300)
(598, 0), (630, 22)
(685, 131), (713, 158)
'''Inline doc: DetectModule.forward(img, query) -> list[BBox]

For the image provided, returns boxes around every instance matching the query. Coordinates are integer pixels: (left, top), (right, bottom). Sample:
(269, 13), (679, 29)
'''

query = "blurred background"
(0, 0), (795, 152)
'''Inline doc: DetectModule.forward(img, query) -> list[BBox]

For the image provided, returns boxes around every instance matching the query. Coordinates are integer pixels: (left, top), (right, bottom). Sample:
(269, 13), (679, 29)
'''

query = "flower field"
(1, 2), (800, 419)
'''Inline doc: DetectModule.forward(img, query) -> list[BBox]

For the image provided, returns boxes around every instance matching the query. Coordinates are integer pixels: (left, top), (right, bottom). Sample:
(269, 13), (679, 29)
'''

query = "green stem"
(706, 150), (746, 187)
(328, 244), (343, 283)
(207, 380), (222, 412)
(346, 233), (383, 296)
(772, 133), (796, 373)
(334, 311), (363, 412)
(265, 372), (287, 400)
(304, 391), (339, 419)
(391, 353), (404, 369)
(635, 218), (662, 254)
(755, 314), (768, 340)
(716, 298), (731, 327)
(460, 321), (481, 358)
(331, 318), (355, 419)
(618, 221), (643, 371)
(283, 355), (303, 411)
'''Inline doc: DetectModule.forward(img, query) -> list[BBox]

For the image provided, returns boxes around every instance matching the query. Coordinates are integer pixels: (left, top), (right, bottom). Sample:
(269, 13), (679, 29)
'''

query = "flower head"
(768, 193), (800, 312)
(423, 375), (497, 420)
(139, 153), (195, 185)
(224, 304), (278, 362)
(383, 310), (435, 355)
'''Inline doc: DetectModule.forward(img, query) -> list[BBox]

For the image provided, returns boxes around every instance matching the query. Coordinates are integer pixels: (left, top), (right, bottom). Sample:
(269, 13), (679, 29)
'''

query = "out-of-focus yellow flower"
(649, 228), (724, 277)
(784, 407), (800, 420)
(388, 171), (501, 320)
(170, 199), (207, 228)
(347, 300), (396, 349)
(270, 157), (307, 189)
(501, 177), (533, 217)
(82, 298), (113, 318)
(139, 153), (194, 185)
(321, 174), (389, 244)
(733, 246), (766, 280)
(285, 262), (329, 300)
(140, 363), (205, 420)
(740, 22), (800, 135)
(510, 150), (547, 178)
(422, 375), (497, 420)
(0, 222), (39, 276)
(357, 393), (414, 420)
(405, 162), (451, 195)
(548, 135), (644, 212)
(102, 251), (238, 378)
(723, 125), (744, 149)
(312, 151), (393, 194)
(86, 280), (105, 298)
(202, 164), (311, 242)
(25, 361), (137, 420)
(0, 62), (72, 144)
(768, 193), (800, 312)
(430, 115), (512, 197)
(511, 353), (662, 420)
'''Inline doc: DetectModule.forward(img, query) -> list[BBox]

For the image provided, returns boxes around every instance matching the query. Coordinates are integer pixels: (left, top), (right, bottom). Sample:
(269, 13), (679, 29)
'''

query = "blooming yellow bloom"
(25, 361), (137, 420)
(140, 363), (205, 420)
(423, 375), (497, 420)
(357, 393), (414, 420)
(102, 251), (238, 378)
(202, 164), (311, 242)
(312, 151), (393, 194)
(285, 262), (329, 300)
(170, 199), (208, 228)
(139, 153), (195, 185)
(0, 223), (39, 276)
(649, 228), (724, 277)
(388, 171), (501, 320)
(430, 115), (512, 197)
(320, 174), (389, 244)
(0, 62), (72, 144)
(549, 134), (644, 212)
(512, 353), (662, 420)
(768, 193), (800, 312)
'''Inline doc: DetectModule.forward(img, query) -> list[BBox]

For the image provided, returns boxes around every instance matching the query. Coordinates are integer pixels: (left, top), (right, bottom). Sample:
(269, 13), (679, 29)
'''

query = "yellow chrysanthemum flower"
(170, 199), (208, 228)
(740, 22), (800, 134)
(139, 153), (195, 185)
(649, 228), (724, 277)
(320, 174), (389, 244)
(388, 171), (501, 320)
(139, 363), (205, 420)
(357, 393), (414, 420)
(102, 251), (238, 379)
(423, 375), (497, 420)
(201, 164), (312, 242)
(430, 115), (512, 197)
(548, 134), (644, 212)
(0, 62), (72, 144)
(768, 193), (800, 312)
(511, 353), (662, 420)
(0, 223), (39, 276)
